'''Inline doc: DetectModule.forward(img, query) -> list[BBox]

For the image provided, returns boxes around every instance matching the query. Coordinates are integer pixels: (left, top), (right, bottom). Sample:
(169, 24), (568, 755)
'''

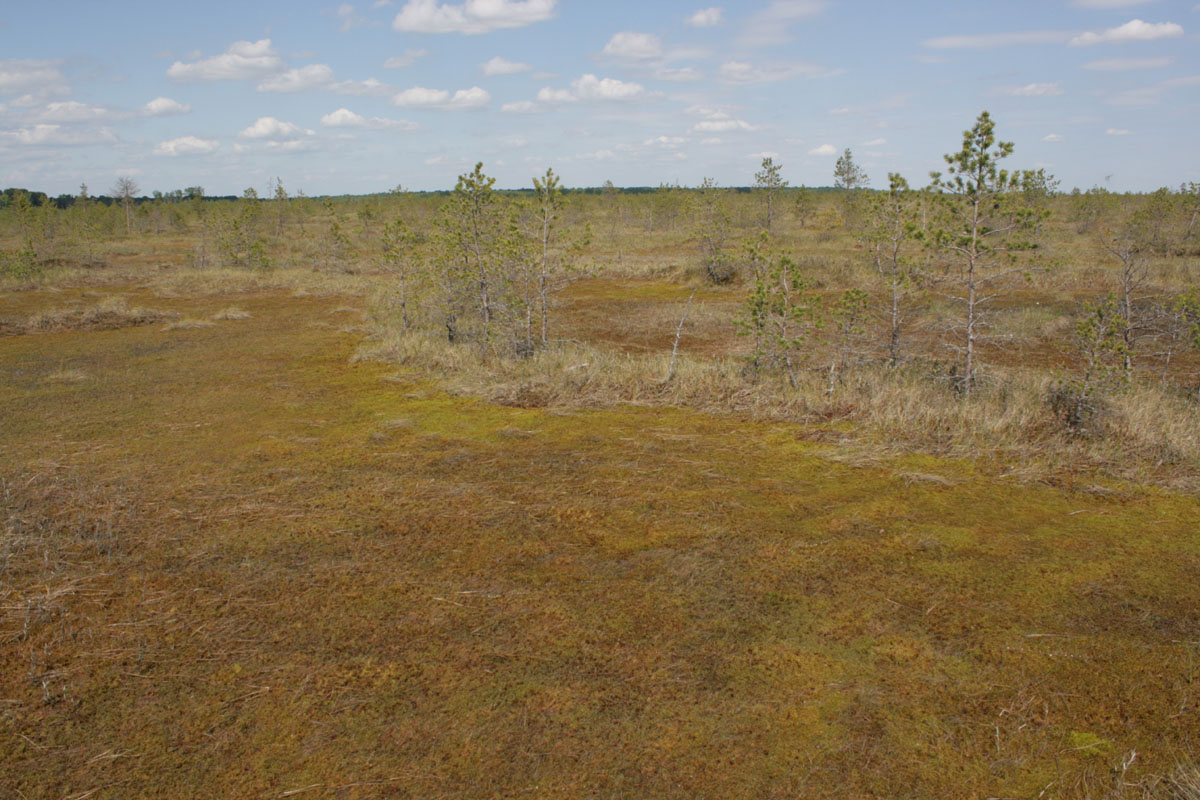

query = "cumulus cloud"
(154, 136), (219, 156)
(1004, 82), (1065, 96)
(257, 64), (336, 92)
(738, 0), (826, 46)
(536, 86), (577, 103)
(332, 77), (391, 96)
(0, 59), (69, 98)
(1042, 133), (1063, 142)
(384, 49), (428, 68)
(808, 144), (837, 156)
(1106, 128), (1132, 135)
(255, 66), (390, 96)
(320, 107), (418, 130)
(392, 85), (491, 109)
(481, 56), (531, 76)
(239, 116), (311, 139)
(392, 0), (557, 34)
(686, 7), (723, 26)
(1083, 56), (1171, 70)
(167, 39), (285, 81)
(143, 96), (191, 116)
(863, 137), (887, 146)
(602, 32), (664, 62)
(1069, 19), (1184, 46)
(922, 30), (1071, 48)
(571, 74), (655, 101)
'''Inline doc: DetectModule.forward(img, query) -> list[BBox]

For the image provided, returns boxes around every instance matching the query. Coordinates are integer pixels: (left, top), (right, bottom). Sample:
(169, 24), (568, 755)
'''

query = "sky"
(1, 0), (1197, 196)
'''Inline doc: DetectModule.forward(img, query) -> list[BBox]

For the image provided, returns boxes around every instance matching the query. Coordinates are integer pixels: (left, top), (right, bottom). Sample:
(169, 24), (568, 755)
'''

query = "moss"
(3, 287), (1200, 799)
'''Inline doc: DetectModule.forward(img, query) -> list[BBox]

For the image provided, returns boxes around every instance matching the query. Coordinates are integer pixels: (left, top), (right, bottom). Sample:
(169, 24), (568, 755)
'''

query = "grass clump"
(163, 317), (217, 330)
(8, 296), (176, 335)
(211, 306), (252, 320)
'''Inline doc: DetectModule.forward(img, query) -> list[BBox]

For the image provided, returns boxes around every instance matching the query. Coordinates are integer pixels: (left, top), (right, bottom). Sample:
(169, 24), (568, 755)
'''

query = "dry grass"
(211, 306), (252, 320)
(3, 295), (177, 335)
(162, 317), (216, 330)
(356, 323), (1200, 489)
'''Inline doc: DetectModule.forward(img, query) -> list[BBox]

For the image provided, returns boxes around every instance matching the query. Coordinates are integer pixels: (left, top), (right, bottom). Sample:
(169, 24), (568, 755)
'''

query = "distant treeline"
(10, 182), (1185, 211)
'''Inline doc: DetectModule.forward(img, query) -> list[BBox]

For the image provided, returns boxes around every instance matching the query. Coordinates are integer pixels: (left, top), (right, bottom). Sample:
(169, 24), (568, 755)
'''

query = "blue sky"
(1, 0), (1197, 195)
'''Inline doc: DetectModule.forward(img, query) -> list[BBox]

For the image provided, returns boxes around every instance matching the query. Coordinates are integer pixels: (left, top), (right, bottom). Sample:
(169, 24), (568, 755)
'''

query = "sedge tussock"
(162, 318), (216, 331)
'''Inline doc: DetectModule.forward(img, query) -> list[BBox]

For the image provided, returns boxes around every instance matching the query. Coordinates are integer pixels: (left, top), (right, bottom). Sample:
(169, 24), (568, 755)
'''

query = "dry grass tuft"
(211, 306), (251, 320)
(45, 368), (90, 383)
(8, 296), (176, 335)
(162, 317), (216, 330)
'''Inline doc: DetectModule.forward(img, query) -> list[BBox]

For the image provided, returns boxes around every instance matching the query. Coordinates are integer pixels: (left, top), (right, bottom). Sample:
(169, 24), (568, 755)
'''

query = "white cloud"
(481, 56), (531, 76)
(1106, 128), (1132, 135)
(332, 77), (391, 96)
(257, 64), (336, 92)
(392, 0), (557, 34)
(1004, 82), (1065, 96)
(392, 85), (491, 109)
(1072, 0), (1152, 7)
(0, 59), (68, 98)
(444, 85), (491, 108)
(143, 96), (191, 116)
(384, 49), (428, 68)
(1042, 133), (1063, 142)
(863, 137), (887, 146)
(167, 39), (284, 81)
(655, 67), (702, 81)
(336, 3), (368, 31)
(747, 151), (780, 160)
(1083, 56), (1171, 70)
(320, 107), (419, 130)
(691, 119), (756, 132)
(571, 74), (655, 102)
(154, 136), (220, 156)
(500, 100), (541, 113)
(536, 86), (578, 103)
(687, 105), (730, 119)
(33, 100), (112, 123)
(1, 123), (117, 147)
(686, 7), (723, 27)
(602, 32), (663, 62)
(645, 135), (688, 148)
(1069, 19), (1184, 46)
(265, 138), (319, 152)
(574, 149), (615, 160)
(808, 144), (837, 156)
(254, 65), (390, 96)
(922, 30), (1072, 48)
(739, 0), (826, 46)
(239, 116), (311, 139)
(717, 60), (830, 83)
(1106, 86), (1165, 104)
